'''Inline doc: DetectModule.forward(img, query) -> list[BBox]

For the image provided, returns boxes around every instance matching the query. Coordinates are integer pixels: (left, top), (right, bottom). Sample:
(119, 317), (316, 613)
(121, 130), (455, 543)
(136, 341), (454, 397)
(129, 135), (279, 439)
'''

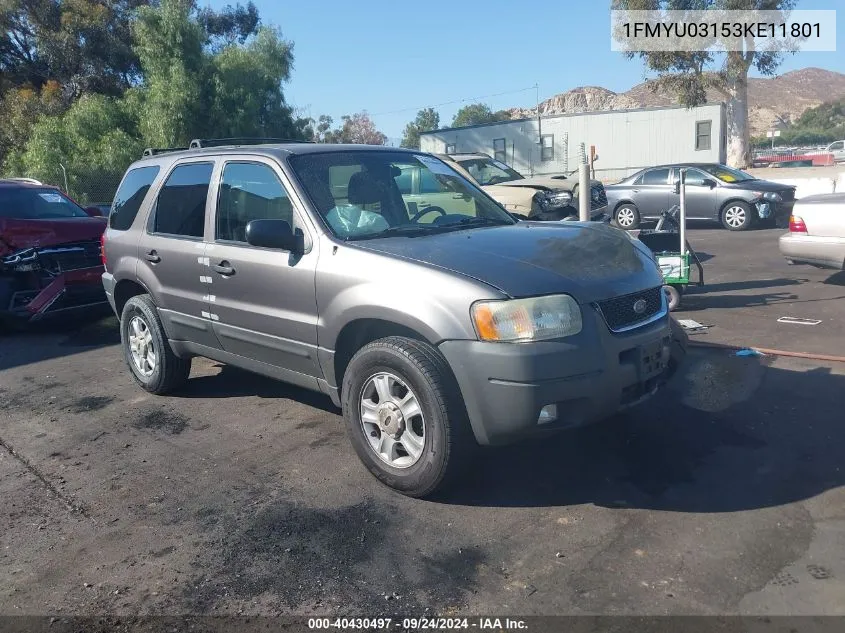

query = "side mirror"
(85, 205), (105, 217)
(246, 219), (302, 252)
(704, 178), (717, 188)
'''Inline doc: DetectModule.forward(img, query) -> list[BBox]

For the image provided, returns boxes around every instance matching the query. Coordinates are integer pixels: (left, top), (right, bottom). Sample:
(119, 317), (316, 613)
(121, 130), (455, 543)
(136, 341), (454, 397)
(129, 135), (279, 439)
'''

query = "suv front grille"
(37, 241), (102, 274)
(590, 184), (608, 210)
(597, 286), (664, 332)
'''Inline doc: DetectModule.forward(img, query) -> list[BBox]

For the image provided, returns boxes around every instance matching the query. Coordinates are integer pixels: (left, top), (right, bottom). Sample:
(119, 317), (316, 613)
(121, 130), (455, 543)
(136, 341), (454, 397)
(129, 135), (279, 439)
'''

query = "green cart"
(636, 170), (704, 311)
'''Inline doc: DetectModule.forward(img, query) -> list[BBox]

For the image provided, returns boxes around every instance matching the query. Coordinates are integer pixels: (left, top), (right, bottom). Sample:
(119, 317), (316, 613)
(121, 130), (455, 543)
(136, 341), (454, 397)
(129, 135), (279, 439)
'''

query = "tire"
(341, 336), (474, 497)
(614, 203), (641, 230)
(663, 285), (681, 311)
(120, 294), (191, 394)
(720, 201), (753, 231)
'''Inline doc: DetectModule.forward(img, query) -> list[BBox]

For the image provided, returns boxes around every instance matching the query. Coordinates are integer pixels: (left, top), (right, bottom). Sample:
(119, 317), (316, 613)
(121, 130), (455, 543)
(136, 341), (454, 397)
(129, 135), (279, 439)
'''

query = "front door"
(207, 159), (321, 381)
(137, 160), (219, 349)
(670, 168), (718, 220)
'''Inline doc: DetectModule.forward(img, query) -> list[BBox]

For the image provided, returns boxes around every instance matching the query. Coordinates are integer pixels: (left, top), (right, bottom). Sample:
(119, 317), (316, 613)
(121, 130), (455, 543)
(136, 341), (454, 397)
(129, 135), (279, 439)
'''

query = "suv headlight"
(471, 294), (582, 342)
(755, 191), (782, 202)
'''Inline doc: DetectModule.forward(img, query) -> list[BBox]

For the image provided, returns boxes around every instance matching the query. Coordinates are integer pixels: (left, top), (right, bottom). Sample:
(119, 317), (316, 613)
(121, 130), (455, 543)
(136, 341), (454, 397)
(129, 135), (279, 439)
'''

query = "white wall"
(421, 104), (726, 181)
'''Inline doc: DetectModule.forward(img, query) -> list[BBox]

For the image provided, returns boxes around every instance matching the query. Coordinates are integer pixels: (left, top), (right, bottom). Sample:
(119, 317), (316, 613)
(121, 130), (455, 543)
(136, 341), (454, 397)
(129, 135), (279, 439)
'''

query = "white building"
(420, 103), (726, 181)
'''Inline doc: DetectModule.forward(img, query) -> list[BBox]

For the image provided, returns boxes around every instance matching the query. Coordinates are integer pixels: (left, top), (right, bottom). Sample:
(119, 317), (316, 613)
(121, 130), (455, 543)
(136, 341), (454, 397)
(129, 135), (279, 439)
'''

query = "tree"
(612, 0), (798, 168)
(451, 103), (510, 128)
(400, 107), (440, 149)
(312, 112), (387, 145)
(0, 0), (148, 99)
(0, 80), (63, 168)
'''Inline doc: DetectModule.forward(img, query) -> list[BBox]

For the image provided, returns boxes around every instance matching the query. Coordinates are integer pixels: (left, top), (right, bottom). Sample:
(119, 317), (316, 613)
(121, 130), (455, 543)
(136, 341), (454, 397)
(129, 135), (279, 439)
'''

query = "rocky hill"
(507, 68), (845, 137)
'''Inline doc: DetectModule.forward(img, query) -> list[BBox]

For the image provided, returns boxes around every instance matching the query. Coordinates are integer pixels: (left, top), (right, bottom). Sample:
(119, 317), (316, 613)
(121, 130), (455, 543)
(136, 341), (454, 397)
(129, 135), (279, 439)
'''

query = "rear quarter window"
(110, 166), (161, 231)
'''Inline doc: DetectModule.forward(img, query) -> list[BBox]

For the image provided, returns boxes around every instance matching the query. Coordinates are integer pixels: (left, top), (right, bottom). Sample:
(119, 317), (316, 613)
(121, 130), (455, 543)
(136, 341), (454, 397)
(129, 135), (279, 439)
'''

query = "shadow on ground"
(436, 349), (845, 512)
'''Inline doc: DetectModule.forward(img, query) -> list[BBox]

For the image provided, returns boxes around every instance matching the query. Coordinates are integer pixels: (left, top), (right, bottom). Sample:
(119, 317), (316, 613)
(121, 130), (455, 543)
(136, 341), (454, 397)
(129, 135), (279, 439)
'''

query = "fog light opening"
(537, 404), (558, 425)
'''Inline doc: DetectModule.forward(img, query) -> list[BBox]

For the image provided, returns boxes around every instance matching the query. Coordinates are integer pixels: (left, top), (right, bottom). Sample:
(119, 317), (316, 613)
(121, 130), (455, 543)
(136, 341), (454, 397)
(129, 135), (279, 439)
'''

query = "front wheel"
(721, 201), (753, 231)
(341, 336), (473, 497)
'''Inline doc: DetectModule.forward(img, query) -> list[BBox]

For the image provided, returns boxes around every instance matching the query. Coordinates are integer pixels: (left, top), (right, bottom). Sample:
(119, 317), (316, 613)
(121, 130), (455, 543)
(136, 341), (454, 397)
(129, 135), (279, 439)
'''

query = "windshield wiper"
(346, 224), (441, 241)
(438, 216), (512, 228)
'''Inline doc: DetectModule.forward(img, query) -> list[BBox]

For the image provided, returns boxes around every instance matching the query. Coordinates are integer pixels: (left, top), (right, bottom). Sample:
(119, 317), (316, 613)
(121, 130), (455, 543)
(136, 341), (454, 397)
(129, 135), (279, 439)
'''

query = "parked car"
(103, 140), (680, 497)
(436, 153), (609, 222)
(0, 181), (108, 325)
(779, 193), (845, 270)
(824, 140), (845, 163)
(605, 163), (796, 231)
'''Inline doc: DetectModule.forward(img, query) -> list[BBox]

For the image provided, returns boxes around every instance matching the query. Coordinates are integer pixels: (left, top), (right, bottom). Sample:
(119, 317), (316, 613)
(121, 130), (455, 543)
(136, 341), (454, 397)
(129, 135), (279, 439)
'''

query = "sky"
(206, 0), (845, 143)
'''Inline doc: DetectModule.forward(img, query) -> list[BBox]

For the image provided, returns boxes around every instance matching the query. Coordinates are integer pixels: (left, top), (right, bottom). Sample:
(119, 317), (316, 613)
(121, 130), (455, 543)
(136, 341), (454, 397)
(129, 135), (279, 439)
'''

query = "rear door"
(137, 160), (219, 348)
(207, 158), (321, 382)
(634, 168), (672, 218)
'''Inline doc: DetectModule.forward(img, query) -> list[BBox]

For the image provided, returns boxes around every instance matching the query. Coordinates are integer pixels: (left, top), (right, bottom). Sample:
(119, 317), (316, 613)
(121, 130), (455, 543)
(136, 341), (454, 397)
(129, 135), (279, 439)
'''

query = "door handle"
(212, 261), (235, 276)
(145, 250), (160, 263)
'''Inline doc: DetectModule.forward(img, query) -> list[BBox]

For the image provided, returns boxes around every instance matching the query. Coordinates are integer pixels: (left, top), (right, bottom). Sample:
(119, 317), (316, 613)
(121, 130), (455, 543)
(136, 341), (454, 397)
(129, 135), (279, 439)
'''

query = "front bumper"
(438, 307), (672, 446)
(0, 265), (107, 322)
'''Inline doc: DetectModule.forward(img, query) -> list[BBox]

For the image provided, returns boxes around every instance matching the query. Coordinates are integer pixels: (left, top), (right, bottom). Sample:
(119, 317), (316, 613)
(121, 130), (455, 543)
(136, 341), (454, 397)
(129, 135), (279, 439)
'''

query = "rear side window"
(110, 166), (160, 230)
(152, 162), (213, 238)
(216, 162), (293, 242)
(641, 168), (669, 185)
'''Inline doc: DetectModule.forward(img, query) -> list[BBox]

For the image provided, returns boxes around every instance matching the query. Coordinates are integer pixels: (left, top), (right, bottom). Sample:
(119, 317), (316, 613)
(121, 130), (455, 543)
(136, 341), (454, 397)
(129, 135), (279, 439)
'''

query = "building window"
(540, 134), (554, 161)
(695, 120), (712, 151)
(445, 143), (456, 155)
(493, 138), (507, 163)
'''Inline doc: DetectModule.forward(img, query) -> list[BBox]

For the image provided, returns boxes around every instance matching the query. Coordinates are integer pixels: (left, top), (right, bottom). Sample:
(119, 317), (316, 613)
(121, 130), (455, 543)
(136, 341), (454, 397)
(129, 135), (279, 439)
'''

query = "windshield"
(288, 151), (515, 241)
(0, 187), (89, 219)
(699, 164), (756, 183)
(455, 157), (524, 186)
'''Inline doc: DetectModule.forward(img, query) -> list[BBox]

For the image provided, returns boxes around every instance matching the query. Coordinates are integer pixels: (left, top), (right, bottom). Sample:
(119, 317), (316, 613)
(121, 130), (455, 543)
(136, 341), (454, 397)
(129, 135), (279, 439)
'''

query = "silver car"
(605, 163), (796, 231)
(102, 140), (677, 497)
(779, 193), (845, 270)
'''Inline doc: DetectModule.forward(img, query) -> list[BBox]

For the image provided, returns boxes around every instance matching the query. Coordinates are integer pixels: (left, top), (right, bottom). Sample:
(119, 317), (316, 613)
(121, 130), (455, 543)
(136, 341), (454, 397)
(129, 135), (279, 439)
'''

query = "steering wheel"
(411, 205), (447, 223)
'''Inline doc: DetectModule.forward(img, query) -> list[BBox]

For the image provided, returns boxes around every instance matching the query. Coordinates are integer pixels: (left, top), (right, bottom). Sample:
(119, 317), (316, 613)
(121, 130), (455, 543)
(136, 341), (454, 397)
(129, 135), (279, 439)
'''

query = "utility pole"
(536, 83), (542, 174)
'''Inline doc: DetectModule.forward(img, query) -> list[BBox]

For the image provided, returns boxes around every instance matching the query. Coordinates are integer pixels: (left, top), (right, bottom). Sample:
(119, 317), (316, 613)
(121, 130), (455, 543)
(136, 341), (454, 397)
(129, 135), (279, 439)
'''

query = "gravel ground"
(1, 228), (844, 618)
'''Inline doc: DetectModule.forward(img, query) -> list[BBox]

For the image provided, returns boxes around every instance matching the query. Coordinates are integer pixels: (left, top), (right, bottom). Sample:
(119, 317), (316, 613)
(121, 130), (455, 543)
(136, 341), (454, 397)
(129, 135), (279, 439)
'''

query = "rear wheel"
(341, 336), (473, 497)
(614, 203), (640, 230)
(721, 201), (753, 231)
(120, 295), (191, 394)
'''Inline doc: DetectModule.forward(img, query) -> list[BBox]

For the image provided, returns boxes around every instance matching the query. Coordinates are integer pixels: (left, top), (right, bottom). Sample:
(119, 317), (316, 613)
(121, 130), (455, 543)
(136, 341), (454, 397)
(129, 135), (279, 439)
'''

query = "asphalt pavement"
(1, 226), (844, 617)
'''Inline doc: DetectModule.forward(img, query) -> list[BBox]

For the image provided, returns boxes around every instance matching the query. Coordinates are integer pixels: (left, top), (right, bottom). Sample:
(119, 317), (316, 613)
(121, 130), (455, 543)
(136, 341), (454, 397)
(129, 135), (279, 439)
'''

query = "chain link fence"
(2, 161), (131, 206)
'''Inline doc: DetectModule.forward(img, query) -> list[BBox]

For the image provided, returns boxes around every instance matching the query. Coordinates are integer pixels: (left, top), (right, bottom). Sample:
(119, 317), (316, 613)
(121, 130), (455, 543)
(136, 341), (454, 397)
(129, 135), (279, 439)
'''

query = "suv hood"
(0, 217), (107, 257)
(355, 222), (663, 303)
(493, 175), (601, 192)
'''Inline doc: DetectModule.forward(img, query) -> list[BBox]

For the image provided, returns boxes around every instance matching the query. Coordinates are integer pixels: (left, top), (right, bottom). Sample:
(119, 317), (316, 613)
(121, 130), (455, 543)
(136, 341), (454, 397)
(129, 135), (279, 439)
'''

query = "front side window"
(493, 138), (507, 163)
(695, 120), (712, 151)
(457, 157), (523, 186)
(216, 162), (293, 242)
(0, 187), (89, 219)
(110, 166), (160, 230)
(829, 141), (844, 150)
(288, 151), (514, 240)
(683, 169), (709, 186)
(152, 162), (213, 238)
(641, 168), (670, 185)
(540, 134), (554, 161)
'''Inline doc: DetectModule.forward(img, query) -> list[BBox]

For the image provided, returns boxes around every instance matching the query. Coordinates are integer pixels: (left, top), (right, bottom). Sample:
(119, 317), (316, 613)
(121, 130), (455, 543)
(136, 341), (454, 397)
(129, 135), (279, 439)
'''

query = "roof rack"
(143, 147), (189, 157)
(188, 137), (313, 149)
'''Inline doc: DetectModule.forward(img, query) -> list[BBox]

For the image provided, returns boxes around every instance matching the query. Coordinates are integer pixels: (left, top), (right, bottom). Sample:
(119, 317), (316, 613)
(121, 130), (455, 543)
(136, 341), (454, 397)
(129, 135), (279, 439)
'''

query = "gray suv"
(102, 140), (675, 497)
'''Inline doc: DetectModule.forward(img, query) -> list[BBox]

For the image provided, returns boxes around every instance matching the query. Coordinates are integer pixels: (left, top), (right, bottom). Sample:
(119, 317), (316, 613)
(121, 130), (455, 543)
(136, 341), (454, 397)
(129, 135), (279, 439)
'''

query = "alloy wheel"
(359, 372), (426, 469)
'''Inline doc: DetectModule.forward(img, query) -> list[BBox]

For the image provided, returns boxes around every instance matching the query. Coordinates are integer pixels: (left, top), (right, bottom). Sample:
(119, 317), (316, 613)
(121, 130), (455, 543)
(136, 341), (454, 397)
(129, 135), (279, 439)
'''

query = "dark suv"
(102, 139), (678, 496)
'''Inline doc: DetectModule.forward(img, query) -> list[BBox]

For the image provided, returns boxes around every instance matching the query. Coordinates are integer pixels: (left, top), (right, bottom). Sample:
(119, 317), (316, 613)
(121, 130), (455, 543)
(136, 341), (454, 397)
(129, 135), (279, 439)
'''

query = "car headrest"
(348, 171), (383, 206)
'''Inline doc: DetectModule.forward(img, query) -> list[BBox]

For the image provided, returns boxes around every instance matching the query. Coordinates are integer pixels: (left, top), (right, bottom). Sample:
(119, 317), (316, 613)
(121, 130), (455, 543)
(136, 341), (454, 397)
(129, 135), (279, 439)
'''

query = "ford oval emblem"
(633, 299), (648, 315)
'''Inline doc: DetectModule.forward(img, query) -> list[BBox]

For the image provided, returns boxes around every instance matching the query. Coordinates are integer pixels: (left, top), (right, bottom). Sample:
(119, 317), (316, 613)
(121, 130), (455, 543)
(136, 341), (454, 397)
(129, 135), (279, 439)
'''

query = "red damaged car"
(0, 181), (108, 325)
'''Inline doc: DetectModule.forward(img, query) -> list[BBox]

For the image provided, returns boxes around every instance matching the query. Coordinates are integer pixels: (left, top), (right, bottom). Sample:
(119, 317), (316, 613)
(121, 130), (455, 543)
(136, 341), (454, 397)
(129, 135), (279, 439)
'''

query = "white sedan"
(779, 193), (845, 270)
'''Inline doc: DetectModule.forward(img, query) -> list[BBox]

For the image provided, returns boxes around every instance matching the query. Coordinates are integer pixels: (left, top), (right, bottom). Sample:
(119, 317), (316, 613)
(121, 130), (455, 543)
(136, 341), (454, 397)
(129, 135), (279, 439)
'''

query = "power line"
(369, 85), (539, 117)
